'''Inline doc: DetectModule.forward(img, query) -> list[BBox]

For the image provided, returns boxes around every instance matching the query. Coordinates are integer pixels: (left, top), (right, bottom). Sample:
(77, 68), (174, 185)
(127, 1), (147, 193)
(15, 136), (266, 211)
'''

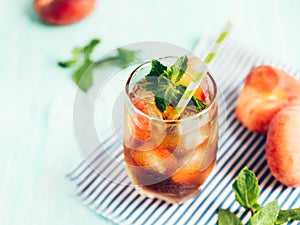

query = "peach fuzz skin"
(34, 0), (96, 25)
(235, 65), (300, 133)
(266, 106), (300, 187)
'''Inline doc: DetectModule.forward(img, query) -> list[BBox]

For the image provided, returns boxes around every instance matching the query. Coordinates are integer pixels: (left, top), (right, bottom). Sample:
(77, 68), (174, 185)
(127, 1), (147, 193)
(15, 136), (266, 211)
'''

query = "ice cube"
(151, 123), (181, 151)
(182, 122), (211, 151)
(146, 102), (163, 119)
(171, 120), (218, 185)
(179, 108), (198, 119)
(131, 145), (177, 175)
(171, 146), (206, 185)
(132, 85), (155, 103)
(198, 124), (218, 171)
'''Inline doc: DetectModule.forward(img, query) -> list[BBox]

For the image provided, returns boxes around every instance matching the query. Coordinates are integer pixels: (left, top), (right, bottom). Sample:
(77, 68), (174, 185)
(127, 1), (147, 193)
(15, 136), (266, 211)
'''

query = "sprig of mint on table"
(218, 168), (300, 225)
(58, 39), (138, 92)
(138, 55), (207, 113)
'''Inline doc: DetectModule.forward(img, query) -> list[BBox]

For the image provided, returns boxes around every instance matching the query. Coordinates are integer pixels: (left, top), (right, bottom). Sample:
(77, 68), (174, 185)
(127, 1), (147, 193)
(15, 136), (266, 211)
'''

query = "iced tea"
(123, 56), (218, 203)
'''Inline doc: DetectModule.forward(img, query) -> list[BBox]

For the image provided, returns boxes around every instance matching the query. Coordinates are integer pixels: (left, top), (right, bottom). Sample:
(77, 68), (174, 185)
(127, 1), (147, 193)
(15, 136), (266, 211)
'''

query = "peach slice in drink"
(132, 145), (177, 174)
(171, 138), (214, 186)
(130, 98), (162, 140)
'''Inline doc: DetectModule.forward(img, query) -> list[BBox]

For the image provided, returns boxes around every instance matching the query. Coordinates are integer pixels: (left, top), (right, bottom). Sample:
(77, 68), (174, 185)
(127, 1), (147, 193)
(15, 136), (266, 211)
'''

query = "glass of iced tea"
(123, 56), (218, 204)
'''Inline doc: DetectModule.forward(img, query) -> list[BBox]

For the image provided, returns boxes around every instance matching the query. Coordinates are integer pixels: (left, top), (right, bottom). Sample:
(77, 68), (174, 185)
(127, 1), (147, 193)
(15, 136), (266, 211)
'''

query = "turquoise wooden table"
(1, 1), (300, 224)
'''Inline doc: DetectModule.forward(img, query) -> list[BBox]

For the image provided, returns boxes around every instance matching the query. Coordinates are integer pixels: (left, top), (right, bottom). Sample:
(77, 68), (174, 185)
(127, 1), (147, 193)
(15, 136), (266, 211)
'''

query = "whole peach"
(34, 0), (96, 25)
(236, 66), (300, 133)
(266, 106), (300, 187)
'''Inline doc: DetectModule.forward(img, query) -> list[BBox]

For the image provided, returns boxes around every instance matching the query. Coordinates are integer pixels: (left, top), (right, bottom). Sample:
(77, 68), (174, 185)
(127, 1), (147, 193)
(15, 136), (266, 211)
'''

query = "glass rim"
(125, 56), (218, 123)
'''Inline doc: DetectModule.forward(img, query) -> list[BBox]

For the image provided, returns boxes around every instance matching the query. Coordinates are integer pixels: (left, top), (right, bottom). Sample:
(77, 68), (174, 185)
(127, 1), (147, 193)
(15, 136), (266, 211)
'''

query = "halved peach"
(236, 65), (300, 133)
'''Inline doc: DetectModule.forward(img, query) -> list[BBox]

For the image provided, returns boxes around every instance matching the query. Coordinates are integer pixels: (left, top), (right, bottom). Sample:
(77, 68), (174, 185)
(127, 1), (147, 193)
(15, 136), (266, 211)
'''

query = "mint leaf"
(248, 200), (279, 225)
(176, 84), (207, 112)
(138, 56), (206, 113)
(154, 96), (168, 112)
(232, 168), (260, 210)
(58, 48), (81, 68)
(82, 39), (101, 56)
(218, 208), (243, 225)
(147, 60), (167, 77)
(59, 39), (100, 91)
(116, 48), (138, 67)
(163, 55), (188, 82)
(72, 59), (93, 92)
(220, 168), (300, 225)
(140, 74), (207, 113)
(191, 96), (207, 111)
(140, 75), (181, 111)
(252, 203), (262, 212)
(94, 48), (139, 68)
(155, 76), (181, 106)
(275, 208), (300, 224)
(139, 76), (159, 91)
(59, 39), (139, 92)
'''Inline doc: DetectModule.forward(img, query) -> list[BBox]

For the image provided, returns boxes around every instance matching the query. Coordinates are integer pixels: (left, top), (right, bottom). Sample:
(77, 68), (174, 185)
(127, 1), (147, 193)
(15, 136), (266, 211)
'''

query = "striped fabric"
(68, 38), (300, 225)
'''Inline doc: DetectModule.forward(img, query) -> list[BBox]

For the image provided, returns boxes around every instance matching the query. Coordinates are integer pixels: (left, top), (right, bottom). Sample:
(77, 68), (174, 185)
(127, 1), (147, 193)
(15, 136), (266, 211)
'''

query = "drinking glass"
(123, 57), (218, 203)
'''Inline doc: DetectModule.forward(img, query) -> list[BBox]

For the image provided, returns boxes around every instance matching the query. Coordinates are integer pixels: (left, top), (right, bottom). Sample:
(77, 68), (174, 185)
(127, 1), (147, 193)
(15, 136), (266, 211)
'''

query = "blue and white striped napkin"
(68, 38), (300, 225)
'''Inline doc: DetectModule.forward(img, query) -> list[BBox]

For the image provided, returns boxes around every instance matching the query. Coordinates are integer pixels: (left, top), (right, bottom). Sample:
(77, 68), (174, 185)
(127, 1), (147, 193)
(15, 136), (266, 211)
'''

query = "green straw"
(168, 20), (234, 120)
